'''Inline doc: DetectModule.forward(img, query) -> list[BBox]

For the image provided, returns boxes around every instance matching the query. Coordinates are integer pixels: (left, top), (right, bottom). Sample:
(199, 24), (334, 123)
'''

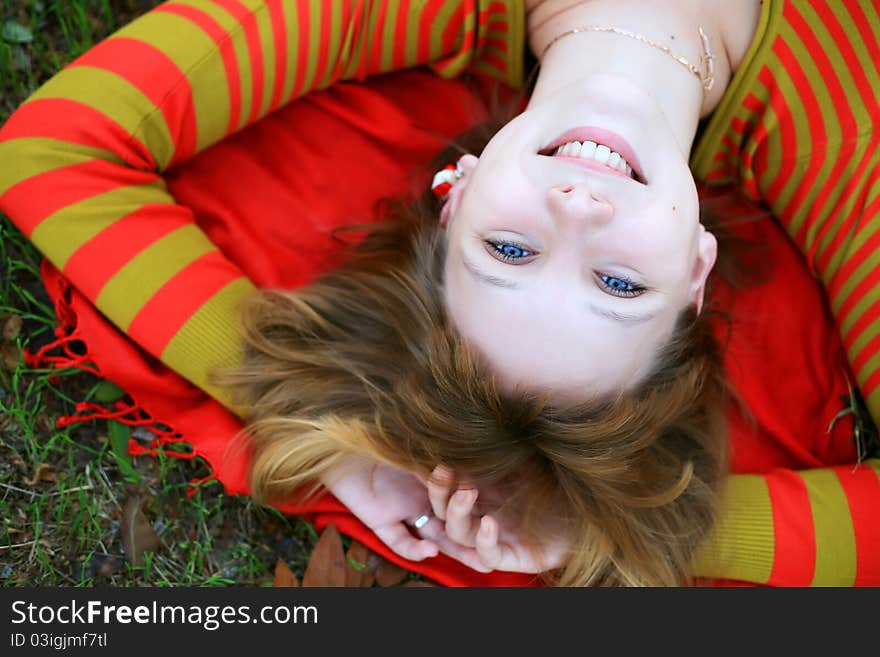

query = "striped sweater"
(0, 0), (877, 585)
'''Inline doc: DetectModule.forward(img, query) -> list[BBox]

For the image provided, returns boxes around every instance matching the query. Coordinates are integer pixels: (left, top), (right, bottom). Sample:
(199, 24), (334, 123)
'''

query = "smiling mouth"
(549, 140), (637, 180)
(539, 127), (647, 184)
(540, 141), (647, 184)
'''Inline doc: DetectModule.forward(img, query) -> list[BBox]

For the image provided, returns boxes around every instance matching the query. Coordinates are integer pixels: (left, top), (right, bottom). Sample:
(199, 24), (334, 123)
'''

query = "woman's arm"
(693, 458), (880, 586)
(0, 0), (524, 413)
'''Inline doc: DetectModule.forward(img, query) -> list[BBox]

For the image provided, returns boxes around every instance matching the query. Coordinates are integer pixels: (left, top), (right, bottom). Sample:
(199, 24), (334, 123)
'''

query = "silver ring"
(413, 514), (431, 529)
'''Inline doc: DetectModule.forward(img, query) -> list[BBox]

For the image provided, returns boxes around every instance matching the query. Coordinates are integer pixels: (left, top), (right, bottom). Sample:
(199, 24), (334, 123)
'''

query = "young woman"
(1, 0), (877, 585)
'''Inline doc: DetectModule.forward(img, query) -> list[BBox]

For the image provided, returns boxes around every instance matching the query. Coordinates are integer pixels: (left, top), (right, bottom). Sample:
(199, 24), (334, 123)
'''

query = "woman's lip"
(552, 155), (632, 179)
(542, 126), (646, 183)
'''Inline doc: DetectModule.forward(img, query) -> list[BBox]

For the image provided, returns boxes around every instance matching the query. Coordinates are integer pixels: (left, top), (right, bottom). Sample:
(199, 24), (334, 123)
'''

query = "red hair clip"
(431, 159), (465, 201)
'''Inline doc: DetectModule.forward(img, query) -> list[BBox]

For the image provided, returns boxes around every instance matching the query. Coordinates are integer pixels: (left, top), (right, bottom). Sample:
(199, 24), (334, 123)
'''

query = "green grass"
(2, 1), (121, 121)
(0, 0), (319, 587)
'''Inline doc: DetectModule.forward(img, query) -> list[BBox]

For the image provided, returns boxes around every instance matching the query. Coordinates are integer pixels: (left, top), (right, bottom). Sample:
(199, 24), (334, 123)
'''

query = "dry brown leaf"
(302, 523), (346, 587)
(23, 462), (57, 486)
(344, 540), (377, 587)
(2, 314), (22, 341)
(121, 494), (161, 568)
(273, 558), (299, 587)
(2, 342), (21, 369)
(376, 556), (408, 587)
(403, 580), (438, 587)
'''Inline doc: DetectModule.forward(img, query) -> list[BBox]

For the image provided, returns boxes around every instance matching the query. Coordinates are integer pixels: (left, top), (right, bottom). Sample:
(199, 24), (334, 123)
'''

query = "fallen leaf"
(403, 580), (438, 587)
(93, 380), (126, 403)
(301, 523), (346, 587)
(2, 21), (33, 44)
(2, 314), (22, 341)
(107, 421), (138, 481)
(121, 494), (161, 568)
(345, 540), (377, 587)
(375, 556), (408, 587)
(23, 462), (56, 486)
(2, 342), (21, 369)
(273, 558), (299, 587)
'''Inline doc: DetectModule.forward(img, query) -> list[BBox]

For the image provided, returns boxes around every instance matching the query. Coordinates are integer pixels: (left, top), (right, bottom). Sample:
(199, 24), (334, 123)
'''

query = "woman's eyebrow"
(589, 305), (657, 325)
(462, 256), (521, 289)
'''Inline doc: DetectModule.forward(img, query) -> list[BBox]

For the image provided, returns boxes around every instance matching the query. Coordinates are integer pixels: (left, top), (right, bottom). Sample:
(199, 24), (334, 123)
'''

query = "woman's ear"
(439, 154), (478, 228)
(690, 227), (717, 314)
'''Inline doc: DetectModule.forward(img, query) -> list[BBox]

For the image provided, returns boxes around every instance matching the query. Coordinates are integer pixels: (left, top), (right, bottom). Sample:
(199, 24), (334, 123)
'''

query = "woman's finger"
(444, 487), (480, 547)
(416, 518), (493, 573)
(475, 515), (503, 571)
(374, 524), (439, 562)
(485, 534), (562, 575)
(426, 465), (454, 520)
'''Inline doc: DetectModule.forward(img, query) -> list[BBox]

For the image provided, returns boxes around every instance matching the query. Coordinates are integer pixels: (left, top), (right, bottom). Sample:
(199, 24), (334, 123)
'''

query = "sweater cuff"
(160, 276), (256, 417)
(691, 474), (774, 584)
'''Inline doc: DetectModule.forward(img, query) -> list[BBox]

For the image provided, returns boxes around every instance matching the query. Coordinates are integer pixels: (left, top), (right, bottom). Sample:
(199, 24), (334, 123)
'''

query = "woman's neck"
(525, 0), (755, 158)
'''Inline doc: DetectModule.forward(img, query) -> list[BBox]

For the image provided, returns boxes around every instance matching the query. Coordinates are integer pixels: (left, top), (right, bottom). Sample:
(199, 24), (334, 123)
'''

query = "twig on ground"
(0, 540), (37, 551)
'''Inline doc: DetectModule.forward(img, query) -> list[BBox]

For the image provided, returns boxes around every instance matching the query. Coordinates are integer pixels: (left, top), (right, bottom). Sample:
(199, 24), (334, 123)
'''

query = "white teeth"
(552, 140), (635, 179)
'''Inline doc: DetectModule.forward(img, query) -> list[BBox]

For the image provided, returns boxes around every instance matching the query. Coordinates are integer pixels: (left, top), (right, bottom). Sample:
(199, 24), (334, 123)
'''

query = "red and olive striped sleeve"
(694, 459), (880, 586)
(0, 0), (525, 412)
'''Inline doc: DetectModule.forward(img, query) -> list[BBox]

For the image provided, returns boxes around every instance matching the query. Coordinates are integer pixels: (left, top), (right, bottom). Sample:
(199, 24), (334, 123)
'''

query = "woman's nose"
(547, 182), (614, 228)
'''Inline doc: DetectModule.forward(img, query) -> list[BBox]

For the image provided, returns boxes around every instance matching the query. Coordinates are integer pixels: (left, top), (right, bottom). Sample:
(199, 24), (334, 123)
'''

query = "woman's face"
(442, 76), (717, 401)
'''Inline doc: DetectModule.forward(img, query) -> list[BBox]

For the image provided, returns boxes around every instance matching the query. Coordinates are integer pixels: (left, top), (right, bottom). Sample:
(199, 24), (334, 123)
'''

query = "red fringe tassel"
(25, 269), (217, 496)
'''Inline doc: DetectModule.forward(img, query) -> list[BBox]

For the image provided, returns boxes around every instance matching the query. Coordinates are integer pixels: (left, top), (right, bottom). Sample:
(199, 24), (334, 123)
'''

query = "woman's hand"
(321, 458), (444, 562)
(419, 466), (570, 574)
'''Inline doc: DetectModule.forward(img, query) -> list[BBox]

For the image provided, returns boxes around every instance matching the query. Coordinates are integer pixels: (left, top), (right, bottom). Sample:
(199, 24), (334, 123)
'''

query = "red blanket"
(30, 69), (858, 586)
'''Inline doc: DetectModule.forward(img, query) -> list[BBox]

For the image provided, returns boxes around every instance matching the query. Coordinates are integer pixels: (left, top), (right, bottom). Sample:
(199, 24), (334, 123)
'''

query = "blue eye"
(599, 273), (645, 298)
(486, 241), (534, 262)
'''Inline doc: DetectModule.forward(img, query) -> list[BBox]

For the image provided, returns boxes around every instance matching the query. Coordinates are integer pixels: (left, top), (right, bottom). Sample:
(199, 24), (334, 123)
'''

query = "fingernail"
(479, 517), (491, 536)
